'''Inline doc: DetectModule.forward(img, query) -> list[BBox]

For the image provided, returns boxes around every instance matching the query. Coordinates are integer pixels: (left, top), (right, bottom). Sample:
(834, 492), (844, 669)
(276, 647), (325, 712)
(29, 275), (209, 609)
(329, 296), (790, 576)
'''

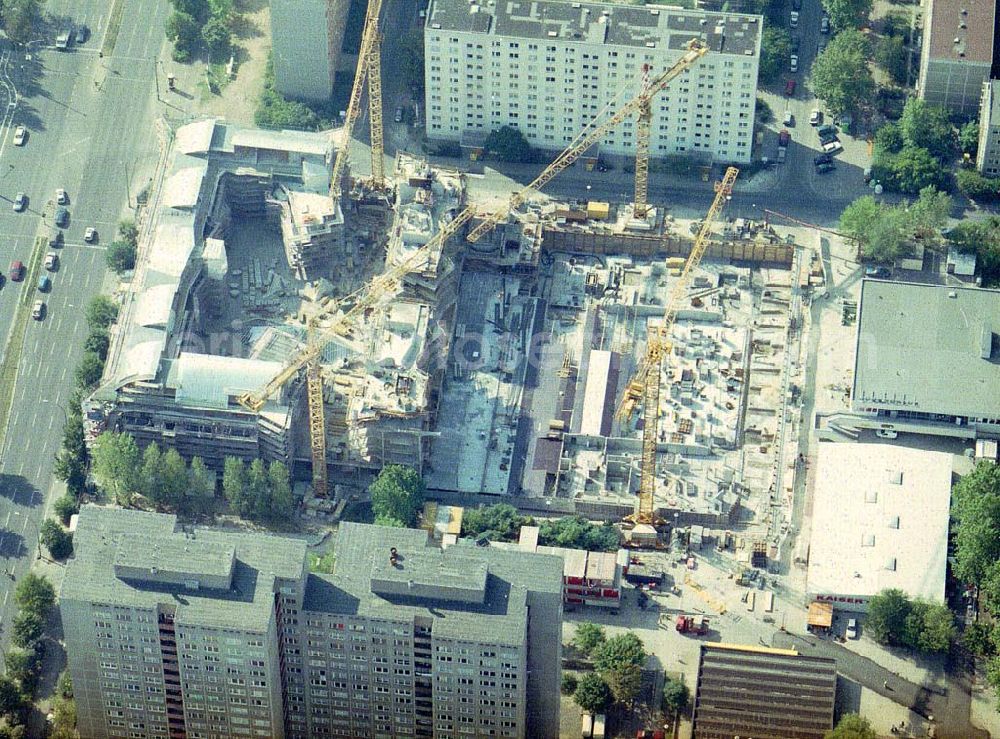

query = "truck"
(675, 614), (709, 635)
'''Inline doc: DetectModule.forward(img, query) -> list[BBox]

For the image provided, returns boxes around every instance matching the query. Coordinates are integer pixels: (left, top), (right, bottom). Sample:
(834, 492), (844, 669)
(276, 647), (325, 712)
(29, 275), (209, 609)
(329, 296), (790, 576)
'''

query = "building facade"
(269, 0), (350, 101)
(61, 507), (563, 739)
(978, 79), (1000, 175)
(424, 0), (761, 164)
(918, 0), (994, 115)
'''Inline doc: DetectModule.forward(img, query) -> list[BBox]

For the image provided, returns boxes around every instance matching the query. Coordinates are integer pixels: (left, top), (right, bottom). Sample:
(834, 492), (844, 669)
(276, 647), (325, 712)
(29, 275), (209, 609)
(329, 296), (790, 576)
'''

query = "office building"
(424, 0), (761, 164)
(806, 444), (952, 611)
(270, 0), (350, 101)
(918, 0), (995, 115)
(852, 280), (1000, 439)
(978, 79), (1000, 175)
(61, 506), (564, 739)
(692, 643), (836, 739)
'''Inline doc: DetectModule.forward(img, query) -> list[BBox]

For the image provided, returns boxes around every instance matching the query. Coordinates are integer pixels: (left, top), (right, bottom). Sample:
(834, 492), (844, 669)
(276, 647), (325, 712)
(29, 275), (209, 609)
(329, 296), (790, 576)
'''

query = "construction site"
(83, 23), (817, 562)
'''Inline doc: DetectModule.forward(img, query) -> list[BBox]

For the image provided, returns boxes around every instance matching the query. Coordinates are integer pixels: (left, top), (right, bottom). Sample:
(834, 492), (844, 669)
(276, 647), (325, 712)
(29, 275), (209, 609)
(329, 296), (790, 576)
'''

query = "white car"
(790, 55), (799, 73)
(822, 139), (843, 154)
(12, 192), (26, 212)
(846, 618), (858, 639)
(790, 10), (799, 27)
(783, 110), (794, 126)
(876, 428), (898, 439)
(821, 15), (830, 33)
(44, 252), (58, 270)
(56, 188), (68, 205)
(12, 126), (26, 146)
(809, 109), (822, 125)
(32, 300), (45, 320)
(84, 227), (98, 243)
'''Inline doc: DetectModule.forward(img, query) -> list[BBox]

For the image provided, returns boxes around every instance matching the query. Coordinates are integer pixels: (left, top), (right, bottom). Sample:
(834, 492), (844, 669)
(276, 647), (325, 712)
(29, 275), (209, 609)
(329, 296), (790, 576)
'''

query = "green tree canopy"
(537, 516), (620, 552)
(369, 465), (425, 527)
(572, 623), (607, 655)
(223, 457), (250, 516)
(118, 219), (139, 247)
(759, 27), (792, 84)
(255, 56), (322, 131)
(874, 121), (904, 154)
(105, 240), (137, 274)
(881, 145), (947, 194)
(810, 30), (875, 115)
(960, 121), (980, 156)
(374, 514), (407, 528)
(899, 98), (955, 160)
(839, 195), (881, 244)
(866, 588), (911, 645)
(574, 672), (612, 713)
(461, 503), (532, 542)
(400, 31), (425, 97)
(165, 10), (201, 57)
(187, 456), (216, 516)
(604, 663), (642, 705)
(267, 461), (294, 520)
(85, 295), (119, 332)
(592, 632), (646, 674)
(874, 35), (907, 86)
(906, 186), (952, 240)
(53, 495), (78, 526)
(2, 0), (44, 45)
(39, 519), (73, 560)
(956, 169), (1000, 201)
(84, 330), (110, 361)
(951, 461), (1000, 584)
(821, 0), (873, 32)
(0, 674), (23, 717)
(485, 126), (535, 163)
(662, 675), (690, 716)
(75, 351), (105, 389)
(561, 673), (579, 695)
(11, 612), (43, 649)
(14, 573), (55, 619)
(91, 431), (141, 506)
(825, 713), (878, 739)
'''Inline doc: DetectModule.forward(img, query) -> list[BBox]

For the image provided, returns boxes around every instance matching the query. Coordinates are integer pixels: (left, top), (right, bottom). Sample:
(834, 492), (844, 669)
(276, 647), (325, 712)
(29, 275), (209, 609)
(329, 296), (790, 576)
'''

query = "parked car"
(55, 207), (69, 227)
(790, 10), (799, 27)
(56, 188), (68, 205)
(865, 266), (891, 278)
(44, 252), (58, 270)
(876, 428), (898, 438)
(75, 24), (89, 43)
(809, 109), (822, 126)
(822, 139), (843, 154)
(32, 300), (45, 320)
(48, 231), (63, 249)
(816, 162), (835, 174)
(9, 260), (25, 281)
(37, 274), (50, 292)
(784, 79), (796, 96)
(813, 153), (833, 166)
(790, 35), (801, 53)
(778, 129), (791, 147)
(84, 227), (98, 243)
(13, 192), (26, 212)
(819, 131), (839, 145)
(783, 110), (794, 126)
(821, 15), (830, 33)
(394, 107), (404, 123)
(790, 55), (798, 72)
(817, 124), (837, 138)
(846, 618), (858, 639)
(12, 125), (26, 146)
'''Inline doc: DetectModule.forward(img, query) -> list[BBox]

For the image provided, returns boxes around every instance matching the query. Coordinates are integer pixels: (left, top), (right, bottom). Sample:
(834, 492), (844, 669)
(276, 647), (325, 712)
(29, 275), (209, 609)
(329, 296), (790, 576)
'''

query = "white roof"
(120, 339), (165, 382)
(162, 165), (207, 210)
(148, 222), (196, 278)
(134, 284), (176, 328)
(230, 128), (331, 157)
(173, 353), (283, 409)
(580, 350), (613, 436)
(174, 119), (217, 155)
(807, 444), (952, 604)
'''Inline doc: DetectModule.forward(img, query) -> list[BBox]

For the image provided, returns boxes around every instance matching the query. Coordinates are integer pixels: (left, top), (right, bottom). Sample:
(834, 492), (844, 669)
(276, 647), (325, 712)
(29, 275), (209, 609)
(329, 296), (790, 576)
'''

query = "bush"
(53, 495), (79, 526)
(484, 126), (535, 163)
(255, 56), (322, 131)
(39, 519), (73, 560)
(561, 673), (579, 695)
(956, 169), (1000, 200)
(572, 623), (607, 655)
(85, 295), (119, 331)
(75, 351), (105, 389)
(369, 466), (425, 527)
(105, 240), (137, 273)
(574, 672), (612, 713)
(118, 219), (138, 247)
(10, 612), (42, 649)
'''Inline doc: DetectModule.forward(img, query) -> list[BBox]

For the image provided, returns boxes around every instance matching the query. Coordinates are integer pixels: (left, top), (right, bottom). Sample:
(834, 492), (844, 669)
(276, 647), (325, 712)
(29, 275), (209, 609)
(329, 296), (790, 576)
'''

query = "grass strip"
(101, 0), (127, 59)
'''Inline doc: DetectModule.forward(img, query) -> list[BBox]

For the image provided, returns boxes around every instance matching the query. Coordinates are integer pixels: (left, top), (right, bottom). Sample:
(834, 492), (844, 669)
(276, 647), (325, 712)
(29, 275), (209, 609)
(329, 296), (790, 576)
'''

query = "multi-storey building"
(424, 0), (761, 164)
(978, 79), (1000, 175)
(269, 0), (350, 101)
(61, 507), (564, 739)
(918, 0), (995, 116)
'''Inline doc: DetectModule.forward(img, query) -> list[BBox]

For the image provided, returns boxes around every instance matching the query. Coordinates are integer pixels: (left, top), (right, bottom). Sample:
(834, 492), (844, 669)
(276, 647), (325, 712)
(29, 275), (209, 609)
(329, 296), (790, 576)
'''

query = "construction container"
(587, 201), (610, 220)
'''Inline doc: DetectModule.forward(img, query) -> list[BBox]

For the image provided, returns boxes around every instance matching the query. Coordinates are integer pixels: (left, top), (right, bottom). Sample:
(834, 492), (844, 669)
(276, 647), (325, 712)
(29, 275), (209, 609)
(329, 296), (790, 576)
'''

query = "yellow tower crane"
(330, 0), (387, 198)
(620, 166), (739, 529)
(239, 39), (710, 497)
(633, 64), (654, 220)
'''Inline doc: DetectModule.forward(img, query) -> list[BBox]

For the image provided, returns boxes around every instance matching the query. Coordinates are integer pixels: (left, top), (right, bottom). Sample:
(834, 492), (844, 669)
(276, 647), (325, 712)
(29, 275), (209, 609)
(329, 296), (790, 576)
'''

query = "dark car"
(784, 79), (796, 96)
(865, 266), (891, 278)
(813, 153), (833, 166)
(816, 162), (835, 174)
(790, 35), (801, 53)
(817, 124), (837, 138)
(48, 230), (64, 248)
(74, 25), (89, 44)
(55, 207), (69, 228)
(819, 131), (839, 146)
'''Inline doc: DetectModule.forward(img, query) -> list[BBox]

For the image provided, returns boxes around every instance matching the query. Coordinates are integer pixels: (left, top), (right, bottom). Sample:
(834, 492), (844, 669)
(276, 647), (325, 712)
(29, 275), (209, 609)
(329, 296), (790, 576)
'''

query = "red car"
(9, 260), (24, 281)
(785, 79), (796, 96)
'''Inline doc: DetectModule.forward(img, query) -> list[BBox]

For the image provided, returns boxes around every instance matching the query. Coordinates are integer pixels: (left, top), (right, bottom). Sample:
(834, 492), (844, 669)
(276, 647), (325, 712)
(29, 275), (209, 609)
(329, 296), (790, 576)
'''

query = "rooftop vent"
(948, 290), (958, 298)
(862, 534), (876, 547)
(650, 8), (660, 14)
(886, 557), (897, 571)
(960, 21), (967, 28)
(646, 41), (656, 47)
(888, 515), (900, 529)
(547, 29), (558, 36)
(954, 37), (961, 44)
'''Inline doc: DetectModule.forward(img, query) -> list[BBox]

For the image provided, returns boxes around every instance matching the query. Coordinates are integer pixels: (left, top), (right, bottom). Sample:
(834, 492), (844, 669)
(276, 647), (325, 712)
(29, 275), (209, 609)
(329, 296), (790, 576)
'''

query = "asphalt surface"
(0, 0), (169, 654)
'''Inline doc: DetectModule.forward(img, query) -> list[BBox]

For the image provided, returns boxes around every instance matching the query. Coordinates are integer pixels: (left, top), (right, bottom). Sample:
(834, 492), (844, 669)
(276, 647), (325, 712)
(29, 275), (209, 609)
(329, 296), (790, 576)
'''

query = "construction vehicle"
(617, 167), (739, 544)
(238, 41), (710, 497)
(675, 614), (709, 635)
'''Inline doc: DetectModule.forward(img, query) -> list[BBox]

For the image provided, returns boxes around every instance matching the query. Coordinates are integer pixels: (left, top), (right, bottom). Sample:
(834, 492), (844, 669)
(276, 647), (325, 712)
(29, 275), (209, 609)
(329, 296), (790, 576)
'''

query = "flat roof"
(580, 350), (614, 436)
(806, 443), (952, 604)
(926, 0), (994, 63)
(427, 0), (761, 56)
(230, 128), (332, 157)
(853, 281), (1000, 421)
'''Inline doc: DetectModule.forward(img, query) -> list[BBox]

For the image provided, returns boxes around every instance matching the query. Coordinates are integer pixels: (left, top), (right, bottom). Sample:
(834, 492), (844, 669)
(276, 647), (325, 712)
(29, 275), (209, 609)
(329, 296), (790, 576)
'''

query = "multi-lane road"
(0, 0), (169, 649)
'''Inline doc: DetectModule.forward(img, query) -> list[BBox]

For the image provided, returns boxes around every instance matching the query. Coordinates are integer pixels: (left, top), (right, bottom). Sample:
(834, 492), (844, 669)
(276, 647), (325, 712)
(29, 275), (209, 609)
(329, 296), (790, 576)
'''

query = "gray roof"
(427, 0), (760, 56)
(303, 523), (564, 644)
(853, 281), (1000, 420)
(61, 506), (306, 633)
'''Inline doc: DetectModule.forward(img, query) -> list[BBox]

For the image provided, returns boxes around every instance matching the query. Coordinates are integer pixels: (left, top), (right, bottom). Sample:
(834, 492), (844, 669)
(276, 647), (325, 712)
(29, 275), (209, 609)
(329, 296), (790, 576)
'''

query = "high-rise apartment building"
(269, 0), (350, 101)
(977, 79), (1000, 175)
(60, 506), (564, 739)
(423, 0), (761, 163)
(918, 0), (995, 116)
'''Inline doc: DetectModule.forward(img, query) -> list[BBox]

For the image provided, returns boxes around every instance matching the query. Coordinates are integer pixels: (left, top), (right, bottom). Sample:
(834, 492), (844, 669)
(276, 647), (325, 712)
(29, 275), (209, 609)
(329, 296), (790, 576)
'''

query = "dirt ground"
(197, 0), (271, 124)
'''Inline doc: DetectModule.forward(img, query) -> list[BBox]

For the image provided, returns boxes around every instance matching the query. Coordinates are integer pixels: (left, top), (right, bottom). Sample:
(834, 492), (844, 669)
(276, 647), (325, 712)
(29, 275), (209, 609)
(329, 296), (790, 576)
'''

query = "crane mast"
(634, 64), (652, 220)
(629, 166), (738, 526)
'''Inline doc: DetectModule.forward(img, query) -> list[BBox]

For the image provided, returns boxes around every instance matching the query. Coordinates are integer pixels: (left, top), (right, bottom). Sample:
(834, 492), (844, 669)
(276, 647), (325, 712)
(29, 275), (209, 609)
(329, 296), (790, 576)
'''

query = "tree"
(810, 31), (875, 115)
(400, 31), (425, 97)
(915, 601), (955, 653)
(874, 122), (904, 154)
(572, 623), (607, 655)
(592, 632), (646, 674)
(484, 126), (535, 163)
(39, 519), (73, 560)
(759, 27), (792, 84)
(957, 169), (1000, 200)
(84, 330), (110, 360)
(960, 121), (980, 157)
(561, 673), (579, 695)
(963, 621), (997, 657)
(267, 461), (294, 520)
(884, 145), (948, 194)
(900, 98), (955, 160)
(874, 35), (907, 86)
(11, 612), (43, 649)
(118, 219), (139, 247)
(255, 57), (323, 131)
(187, 456), (216, 516)
(906, 186), (952, 240)
(159, 448), (189, 511)
(951, 462), (1000, 584)
(839, 195), (881, 245)
(5, 648), (41, 694)
(662, 676), (690, 716)
(605, 662), (642, 705)
(0, 675), (23, 717)
(461, 504), (531, 541)
(369, 465), (425, 527)
(139, 443), (163, 503)
(14, 574), (54, 618)
(947, 219), (1000, 284)
(574, 672), (612, 713)
(2, 0), (44, 46)
(309, 550), (336, 573)
(54, 449), (87, 496)
(201, 16), (232, 59)
(866, 588), (911, 646)
(537, 516), (620, 552)
(821, 0), (873, 32)
(91, 431), (141, 506)
(247, 458), (271, 520)
(105, 240), (137, 273)
(374, 514), (406, 527)
(825, 713), (878, 739)
(861, 204), (907, 262)
(165, 10), (201, 58)
(223, 457), (250, 516)
(75, 351), (105, 388)
(85, 295), (119, 331)
(171, 0), (210, 23)
(53, 495), (78, 526)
